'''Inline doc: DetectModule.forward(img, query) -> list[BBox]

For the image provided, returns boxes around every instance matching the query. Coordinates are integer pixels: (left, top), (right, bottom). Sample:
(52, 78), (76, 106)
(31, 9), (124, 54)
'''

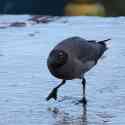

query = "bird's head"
(47, 49), (68, 69)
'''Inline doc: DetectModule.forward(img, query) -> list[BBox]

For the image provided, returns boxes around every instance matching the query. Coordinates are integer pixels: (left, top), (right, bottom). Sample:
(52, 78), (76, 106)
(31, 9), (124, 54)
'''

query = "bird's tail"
(98, 38), (111, 49)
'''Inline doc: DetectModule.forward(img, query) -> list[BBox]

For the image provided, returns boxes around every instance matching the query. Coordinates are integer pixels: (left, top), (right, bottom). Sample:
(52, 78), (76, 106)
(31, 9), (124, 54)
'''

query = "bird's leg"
(46, 80), (66, 101)
(79, 77), (87, 104)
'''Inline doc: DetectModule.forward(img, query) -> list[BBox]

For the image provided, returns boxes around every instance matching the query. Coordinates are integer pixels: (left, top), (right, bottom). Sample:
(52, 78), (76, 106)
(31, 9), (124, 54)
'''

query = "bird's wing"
(77, 41), (101, 63)
(87, 40), (96, 43)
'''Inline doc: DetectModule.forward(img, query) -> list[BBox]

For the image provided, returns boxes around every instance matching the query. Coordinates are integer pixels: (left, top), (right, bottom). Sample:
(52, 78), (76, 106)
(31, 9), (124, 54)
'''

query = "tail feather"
(98, 38), (111, 43)
(98, 38), (111, 49)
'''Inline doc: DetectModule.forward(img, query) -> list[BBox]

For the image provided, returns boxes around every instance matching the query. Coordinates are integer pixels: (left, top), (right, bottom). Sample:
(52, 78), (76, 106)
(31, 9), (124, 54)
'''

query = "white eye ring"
(59, 52), (63, 56)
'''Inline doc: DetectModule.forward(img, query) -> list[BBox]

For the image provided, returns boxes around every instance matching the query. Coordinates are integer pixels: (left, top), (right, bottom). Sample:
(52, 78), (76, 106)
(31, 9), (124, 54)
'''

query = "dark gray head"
(47, 49), (68, 69)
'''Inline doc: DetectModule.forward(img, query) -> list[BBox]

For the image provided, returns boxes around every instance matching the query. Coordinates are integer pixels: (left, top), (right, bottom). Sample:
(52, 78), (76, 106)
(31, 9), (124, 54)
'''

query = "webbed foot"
(46, 88), (58, 101)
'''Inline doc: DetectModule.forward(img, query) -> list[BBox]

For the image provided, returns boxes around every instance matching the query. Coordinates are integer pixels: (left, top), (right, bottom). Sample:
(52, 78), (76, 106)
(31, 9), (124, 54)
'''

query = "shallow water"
(0, 15), (125, 125)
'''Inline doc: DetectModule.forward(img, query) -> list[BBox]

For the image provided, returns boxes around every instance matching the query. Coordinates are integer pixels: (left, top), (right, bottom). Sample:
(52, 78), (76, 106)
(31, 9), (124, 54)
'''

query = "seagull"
(46, 36), (110, 104)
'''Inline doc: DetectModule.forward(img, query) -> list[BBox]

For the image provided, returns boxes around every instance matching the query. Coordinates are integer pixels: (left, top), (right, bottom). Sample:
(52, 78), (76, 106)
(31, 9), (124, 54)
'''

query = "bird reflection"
(48, 103), (87, 125)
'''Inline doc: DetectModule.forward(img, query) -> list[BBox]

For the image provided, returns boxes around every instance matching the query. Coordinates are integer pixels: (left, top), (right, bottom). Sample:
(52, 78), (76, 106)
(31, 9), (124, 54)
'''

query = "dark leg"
(46, 80), (66, 101)
(79, 78), (87, 104)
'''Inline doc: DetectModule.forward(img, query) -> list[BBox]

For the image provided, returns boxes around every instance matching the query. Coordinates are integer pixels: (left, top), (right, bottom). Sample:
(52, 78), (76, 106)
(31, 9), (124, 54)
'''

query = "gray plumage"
(46, 36), (110, 103)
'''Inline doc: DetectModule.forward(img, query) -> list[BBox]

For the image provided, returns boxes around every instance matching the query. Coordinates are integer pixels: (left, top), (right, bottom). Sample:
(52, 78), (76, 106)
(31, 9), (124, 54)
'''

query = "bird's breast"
(48, 60), (76, 80)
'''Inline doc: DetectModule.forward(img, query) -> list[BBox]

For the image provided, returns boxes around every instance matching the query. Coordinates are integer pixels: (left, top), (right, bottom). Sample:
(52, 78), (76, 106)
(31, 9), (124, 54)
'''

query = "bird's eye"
(58, 52), (63, 56)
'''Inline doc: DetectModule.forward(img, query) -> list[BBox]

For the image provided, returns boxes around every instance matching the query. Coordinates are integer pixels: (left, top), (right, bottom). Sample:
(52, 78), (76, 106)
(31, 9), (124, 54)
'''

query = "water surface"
(0, 15), (125, 125)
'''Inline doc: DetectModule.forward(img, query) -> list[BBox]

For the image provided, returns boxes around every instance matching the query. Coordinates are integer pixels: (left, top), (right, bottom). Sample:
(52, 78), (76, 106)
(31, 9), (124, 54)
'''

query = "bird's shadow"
(47, 100), (88, 125)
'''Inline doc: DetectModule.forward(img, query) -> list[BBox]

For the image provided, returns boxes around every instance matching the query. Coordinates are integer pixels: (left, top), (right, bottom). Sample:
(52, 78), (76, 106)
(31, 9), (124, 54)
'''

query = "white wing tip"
(105, 41), (111, 49)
